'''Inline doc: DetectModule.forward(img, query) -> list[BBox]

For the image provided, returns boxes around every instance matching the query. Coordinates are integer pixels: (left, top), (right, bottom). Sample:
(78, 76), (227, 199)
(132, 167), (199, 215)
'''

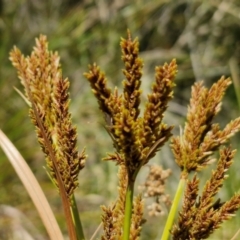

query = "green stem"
(123, 179), (135, 240)
(161, 175), (186, 240)
(71, 195), (85, 240)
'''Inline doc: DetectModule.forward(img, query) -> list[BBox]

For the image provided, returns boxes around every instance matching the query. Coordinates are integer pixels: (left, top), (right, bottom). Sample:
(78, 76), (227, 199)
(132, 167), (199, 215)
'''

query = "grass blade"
(0, 129), (64, 240)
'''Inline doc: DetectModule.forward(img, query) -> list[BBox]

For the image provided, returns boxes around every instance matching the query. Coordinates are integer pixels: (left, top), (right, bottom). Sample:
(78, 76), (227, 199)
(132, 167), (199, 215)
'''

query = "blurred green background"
(1, 0), (240, 239)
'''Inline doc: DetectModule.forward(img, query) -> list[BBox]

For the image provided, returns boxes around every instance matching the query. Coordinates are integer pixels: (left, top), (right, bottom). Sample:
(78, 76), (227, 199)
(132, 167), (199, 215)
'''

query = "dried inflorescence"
(141, 165), (171, 216)
(9, 35), (86, 199)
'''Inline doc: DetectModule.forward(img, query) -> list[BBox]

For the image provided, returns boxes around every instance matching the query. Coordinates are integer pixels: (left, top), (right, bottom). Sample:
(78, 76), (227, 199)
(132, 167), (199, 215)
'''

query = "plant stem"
(0, 129), (64, 240)
(71, 195), (85, 240)
(123, 179), (135, 240)
(161, 175), (186, 240)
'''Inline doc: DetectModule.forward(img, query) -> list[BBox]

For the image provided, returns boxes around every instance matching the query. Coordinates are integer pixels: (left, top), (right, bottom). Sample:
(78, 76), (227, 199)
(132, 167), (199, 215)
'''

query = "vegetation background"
(1, 0), (240, 239)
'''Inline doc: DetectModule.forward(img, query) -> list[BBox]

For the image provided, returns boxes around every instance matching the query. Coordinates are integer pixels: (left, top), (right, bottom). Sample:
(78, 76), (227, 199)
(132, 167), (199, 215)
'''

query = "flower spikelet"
(112, 110), (142, 174)
(121, 30), (143, 120)
(198, 147), (235, 210)
(112, 164), (128, 238)
(173, 147), (237, 239)
(52, 76), (86, 195)
(84, 65), (125, 150)
(172, 174), (199, 240)
(190, 147), (236, 239)
(211, 194), (240, 229)
(130, 195), (144, 240)
(10, 35), (86, 198)
(142, 59), (177, 162)
(171, 77), (234, 172)
(101, 205), (115, 240)
(212, 117), (240, 145)
(84, 64), (112, 115)
(189, 193), (240, 240)
(101, 165), (128, 239)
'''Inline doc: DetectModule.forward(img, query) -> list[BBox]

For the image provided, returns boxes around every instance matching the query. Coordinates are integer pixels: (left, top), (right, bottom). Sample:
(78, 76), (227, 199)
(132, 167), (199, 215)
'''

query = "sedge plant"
(3, 30), (240, 240)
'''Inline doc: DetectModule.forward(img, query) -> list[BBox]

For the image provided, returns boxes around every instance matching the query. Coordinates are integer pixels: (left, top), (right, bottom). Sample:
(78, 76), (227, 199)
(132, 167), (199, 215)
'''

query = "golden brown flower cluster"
(9, 35), (86, 199)
(84, 31), (177, 181)
(171, 77), (240, 239)
(172, 147), (240, 239)
(85, 30), (177, 239)
(101, 165), (128, 239)
(171, 78), (240, 173)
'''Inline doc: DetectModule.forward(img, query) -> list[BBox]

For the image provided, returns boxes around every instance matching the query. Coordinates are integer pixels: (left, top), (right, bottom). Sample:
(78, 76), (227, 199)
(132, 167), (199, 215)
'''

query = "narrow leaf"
(0, 129), (64, 240)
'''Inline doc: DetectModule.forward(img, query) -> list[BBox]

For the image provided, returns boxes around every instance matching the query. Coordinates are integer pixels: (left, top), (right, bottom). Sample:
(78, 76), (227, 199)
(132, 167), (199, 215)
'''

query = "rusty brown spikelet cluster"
(130, 195), (144, 240)
(171, 77), (240, 239)
(101, 165), (128, 239)
(9, 35), (86, 199)
(172, 147), (240, 239)
(84, 31), (177, 180)
(171, 78), (240, 173)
